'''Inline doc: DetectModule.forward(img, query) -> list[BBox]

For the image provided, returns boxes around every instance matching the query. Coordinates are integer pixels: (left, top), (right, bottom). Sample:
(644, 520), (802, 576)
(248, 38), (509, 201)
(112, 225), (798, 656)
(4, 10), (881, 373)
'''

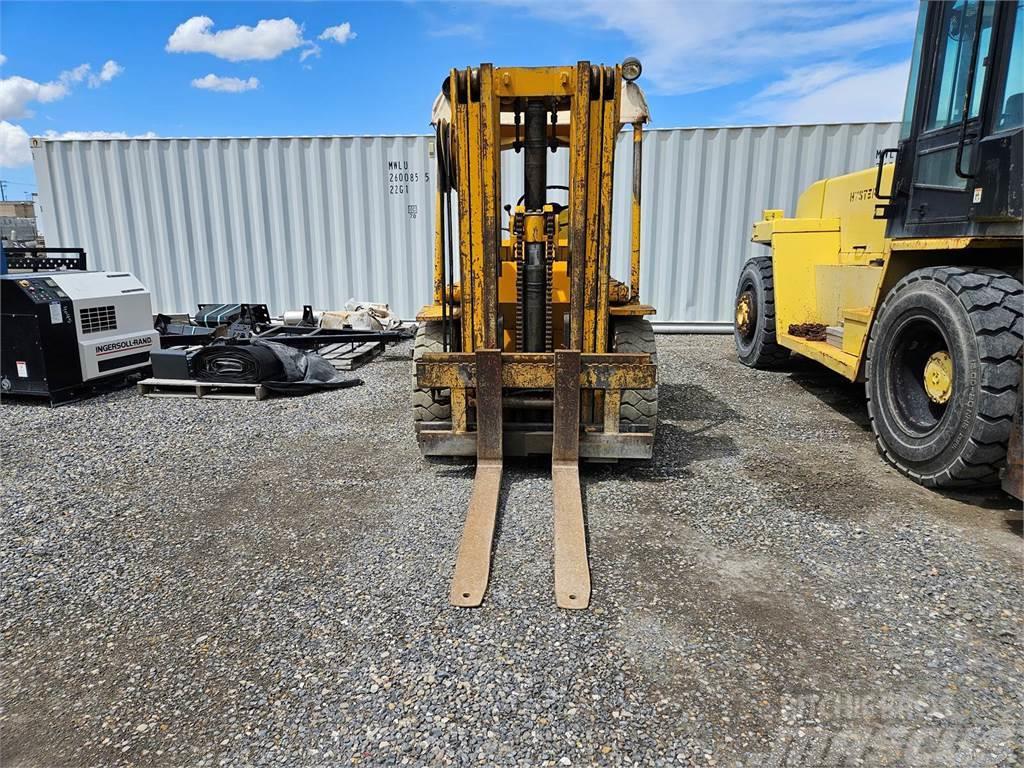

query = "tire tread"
(411, 323), (451, 422)
(734, 256), (790, 367)
(866, 266), (1023, 488)
(613, 318), (658, 433)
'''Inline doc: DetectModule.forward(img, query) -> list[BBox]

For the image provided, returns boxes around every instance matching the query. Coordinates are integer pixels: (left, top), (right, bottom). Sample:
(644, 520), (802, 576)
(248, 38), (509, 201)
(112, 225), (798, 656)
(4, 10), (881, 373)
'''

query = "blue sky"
(0, 1), (918, 198)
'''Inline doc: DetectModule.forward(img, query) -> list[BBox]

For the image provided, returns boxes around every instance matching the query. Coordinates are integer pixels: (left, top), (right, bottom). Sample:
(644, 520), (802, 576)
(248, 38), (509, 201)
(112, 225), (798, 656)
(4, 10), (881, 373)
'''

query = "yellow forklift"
(412, 60), (657, 608)
(735, 0), (1022, 498)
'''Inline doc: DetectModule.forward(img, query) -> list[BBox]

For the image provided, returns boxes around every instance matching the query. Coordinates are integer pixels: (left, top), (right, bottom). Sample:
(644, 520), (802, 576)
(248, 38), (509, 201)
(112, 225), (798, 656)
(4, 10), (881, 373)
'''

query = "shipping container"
(33, 122), (900, 325)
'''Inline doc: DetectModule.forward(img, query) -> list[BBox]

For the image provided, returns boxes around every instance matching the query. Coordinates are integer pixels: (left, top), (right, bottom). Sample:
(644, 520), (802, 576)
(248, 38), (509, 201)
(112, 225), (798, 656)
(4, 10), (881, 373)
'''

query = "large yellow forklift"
(735, 0), (1023, 498)
(412, 61), (657, 608)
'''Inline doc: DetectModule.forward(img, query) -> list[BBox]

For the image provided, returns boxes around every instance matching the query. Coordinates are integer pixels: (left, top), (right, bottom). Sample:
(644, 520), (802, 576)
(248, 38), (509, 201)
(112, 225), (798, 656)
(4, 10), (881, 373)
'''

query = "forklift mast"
(414, 62), (657, 609)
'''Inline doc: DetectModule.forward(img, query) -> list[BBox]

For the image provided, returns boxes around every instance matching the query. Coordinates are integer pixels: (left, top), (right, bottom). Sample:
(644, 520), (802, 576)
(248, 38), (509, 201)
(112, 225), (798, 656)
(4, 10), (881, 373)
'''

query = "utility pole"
(0, 180), (6, 201)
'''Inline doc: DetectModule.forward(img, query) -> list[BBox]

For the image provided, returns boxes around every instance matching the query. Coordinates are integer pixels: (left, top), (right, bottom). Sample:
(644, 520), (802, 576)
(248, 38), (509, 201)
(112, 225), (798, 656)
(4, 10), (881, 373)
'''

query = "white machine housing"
(50, 271), (160, 381)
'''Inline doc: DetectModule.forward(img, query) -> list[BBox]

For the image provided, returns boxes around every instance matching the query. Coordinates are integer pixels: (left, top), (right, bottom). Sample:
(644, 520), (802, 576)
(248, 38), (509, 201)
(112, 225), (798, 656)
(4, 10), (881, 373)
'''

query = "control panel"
(14, 277), (69, 303)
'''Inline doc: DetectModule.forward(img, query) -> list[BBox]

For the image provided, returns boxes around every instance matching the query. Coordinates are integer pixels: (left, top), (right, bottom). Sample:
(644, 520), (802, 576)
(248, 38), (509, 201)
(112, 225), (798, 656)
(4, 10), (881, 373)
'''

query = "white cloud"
(89, 60), (123, 88)
(191, 74), (260, 93)
(0, 60), (122, 120)
(319, 22), (356, 45)
(428, 23), (482, 39)
(0, 53), (7, 67)
(62, 63), (91, 84)
(300, 44), (321, 63)
(167, 16), (305, 61)
(0, 75), (69, 120)
(0, 123), (161, 167)
(746, 60), (911, 124)
(0, 120), (31, 166)
(42, 129), (158, 140)
(758, 62), (862, 100)
(511, 0), (917, 96)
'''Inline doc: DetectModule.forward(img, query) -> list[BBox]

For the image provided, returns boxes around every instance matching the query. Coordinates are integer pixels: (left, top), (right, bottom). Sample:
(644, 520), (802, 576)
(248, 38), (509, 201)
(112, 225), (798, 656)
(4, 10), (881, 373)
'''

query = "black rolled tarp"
(191, 339), (362, 395)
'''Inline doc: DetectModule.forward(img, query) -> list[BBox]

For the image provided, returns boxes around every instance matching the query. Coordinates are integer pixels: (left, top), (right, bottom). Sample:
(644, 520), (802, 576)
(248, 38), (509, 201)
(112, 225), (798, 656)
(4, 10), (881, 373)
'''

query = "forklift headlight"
(621, 57), (642, 82)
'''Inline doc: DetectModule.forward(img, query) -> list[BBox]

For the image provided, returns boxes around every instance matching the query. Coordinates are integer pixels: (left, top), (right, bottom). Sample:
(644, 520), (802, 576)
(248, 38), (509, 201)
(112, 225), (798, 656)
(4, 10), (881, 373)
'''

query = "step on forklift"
(413, 60), (657, 608)
(735, 0), (1023, 499)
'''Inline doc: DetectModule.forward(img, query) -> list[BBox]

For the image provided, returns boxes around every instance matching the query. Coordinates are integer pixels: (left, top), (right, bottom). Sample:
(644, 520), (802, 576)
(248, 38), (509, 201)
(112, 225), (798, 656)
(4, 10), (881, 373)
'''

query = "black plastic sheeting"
(191, 339), (362, 395)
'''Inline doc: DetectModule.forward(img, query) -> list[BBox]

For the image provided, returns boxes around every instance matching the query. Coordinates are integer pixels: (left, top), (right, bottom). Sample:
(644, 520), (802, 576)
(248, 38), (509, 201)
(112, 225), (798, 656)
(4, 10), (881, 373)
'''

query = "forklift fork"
(551, 350), (590, 609)
(448, 349), (591, 609)
(449, 350), (503, 607)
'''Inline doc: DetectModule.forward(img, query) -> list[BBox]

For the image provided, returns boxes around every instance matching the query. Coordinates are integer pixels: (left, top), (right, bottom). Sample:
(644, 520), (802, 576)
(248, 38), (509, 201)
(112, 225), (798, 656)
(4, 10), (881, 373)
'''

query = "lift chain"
(544, 210), (556, 352)
(513, 211), (526, 352)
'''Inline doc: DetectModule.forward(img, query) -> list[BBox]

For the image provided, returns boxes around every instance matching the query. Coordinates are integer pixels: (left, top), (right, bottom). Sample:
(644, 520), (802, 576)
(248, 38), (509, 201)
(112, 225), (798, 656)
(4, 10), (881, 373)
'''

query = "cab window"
(925, 0), (995, 132)
(995, 1), (1023, 131)
(900, 4), (929, 138)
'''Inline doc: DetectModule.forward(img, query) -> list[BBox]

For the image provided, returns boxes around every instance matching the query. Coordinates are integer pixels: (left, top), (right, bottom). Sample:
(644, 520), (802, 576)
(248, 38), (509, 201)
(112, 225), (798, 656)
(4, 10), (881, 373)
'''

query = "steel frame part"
(418, 61), (657, 609)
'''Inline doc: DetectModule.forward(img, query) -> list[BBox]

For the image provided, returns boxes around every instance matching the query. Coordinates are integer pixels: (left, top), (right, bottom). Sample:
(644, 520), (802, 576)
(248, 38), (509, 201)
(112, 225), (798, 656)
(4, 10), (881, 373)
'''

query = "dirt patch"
(741, 441), (893, 518)
(177, 437), (388, 562)
(601, 514), (873, 755)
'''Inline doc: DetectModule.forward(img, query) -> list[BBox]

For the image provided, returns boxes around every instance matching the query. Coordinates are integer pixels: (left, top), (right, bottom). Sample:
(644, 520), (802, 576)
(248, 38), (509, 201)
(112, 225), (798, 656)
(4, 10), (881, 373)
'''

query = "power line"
(0, 179), (38, 202)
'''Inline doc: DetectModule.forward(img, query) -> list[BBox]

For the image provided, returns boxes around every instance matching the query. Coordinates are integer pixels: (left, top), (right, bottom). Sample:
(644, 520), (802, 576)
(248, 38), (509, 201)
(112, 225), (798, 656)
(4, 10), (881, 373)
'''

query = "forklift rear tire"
(734, 256), (790, 368)
(411, 322), (451, 423)
(865, 266), (1023, 488)
(613, 318), (658, 433)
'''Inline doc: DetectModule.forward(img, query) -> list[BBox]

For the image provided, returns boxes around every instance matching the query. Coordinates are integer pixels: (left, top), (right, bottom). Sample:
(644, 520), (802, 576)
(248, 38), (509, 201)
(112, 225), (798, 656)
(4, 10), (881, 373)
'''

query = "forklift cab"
(882, 0), (1023, 239)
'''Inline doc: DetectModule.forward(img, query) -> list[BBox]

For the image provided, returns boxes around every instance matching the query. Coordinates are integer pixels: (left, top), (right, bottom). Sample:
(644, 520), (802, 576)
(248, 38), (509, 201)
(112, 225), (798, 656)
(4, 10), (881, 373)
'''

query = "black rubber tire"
(612, 318), (658, 433)
(734, 256), (790, 368)
(411, 322), (451, 422)
(865, 266), (1023, 488)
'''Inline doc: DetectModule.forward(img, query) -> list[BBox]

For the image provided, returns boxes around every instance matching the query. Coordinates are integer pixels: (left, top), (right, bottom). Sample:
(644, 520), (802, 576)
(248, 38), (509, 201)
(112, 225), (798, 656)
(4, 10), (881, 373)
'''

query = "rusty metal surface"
(453, 68), (475, 351)
(478, 64), (501, 350)
(603, 388), (622, 434)
(450, 388), (468, 434)
(467, 71), (485, 351)
(788, 322), (828, 341)
(449, 350), (503, 607)
(434, 186), (444, 305)
(552, 465), (589, 608)
(594, 71), (620, 357)
(552, 350), (590, 609)
(552, 350), (582, 463)
(608, 303), (657, 316)
(630, 123), (643, 301)
(417, 352), (655, 390)
(568, 62), (591, 351)
(423, 352), (649, 365)
(475, 350), (503, 460)
(582, 80), (603, 355)
(415, 429), (654, 459)
(449, 461), (501, 607)
(1002, 389), (1023, 502)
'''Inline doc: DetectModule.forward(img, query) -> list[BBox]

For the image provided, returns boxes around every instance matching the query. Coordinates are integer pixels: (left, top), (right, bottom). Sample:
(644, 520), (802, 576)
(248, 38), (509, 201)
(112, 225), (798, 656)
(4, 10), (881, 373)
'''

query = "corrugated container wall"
(34, 123), (899, 324)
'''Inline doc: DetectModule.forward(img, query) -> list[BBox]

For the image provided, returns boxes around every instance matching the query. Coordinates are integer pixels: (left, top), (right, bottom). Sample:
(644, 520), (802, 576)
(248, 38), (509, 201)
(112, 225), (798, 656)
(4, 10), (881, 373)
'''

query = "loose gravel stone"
(1, 337), (1021, 766)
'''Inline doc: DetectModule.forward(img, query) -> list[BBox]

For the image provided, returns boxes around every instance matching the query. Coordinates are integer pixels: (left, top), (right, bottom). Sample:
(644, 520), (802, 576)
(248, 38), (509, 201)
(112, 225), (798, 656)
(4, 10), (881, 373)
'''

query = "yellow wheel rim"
(923, 350), (953, 405)
(736, 292), (753, 336)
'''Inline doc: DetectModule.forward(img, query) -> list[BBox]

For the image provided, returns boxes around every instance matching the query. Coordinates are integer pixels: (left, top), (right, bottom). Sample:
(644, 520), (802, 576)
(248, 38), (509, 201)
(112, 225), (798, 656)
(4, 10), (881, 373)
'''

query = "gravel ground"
(2, 335), (1022, 767)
